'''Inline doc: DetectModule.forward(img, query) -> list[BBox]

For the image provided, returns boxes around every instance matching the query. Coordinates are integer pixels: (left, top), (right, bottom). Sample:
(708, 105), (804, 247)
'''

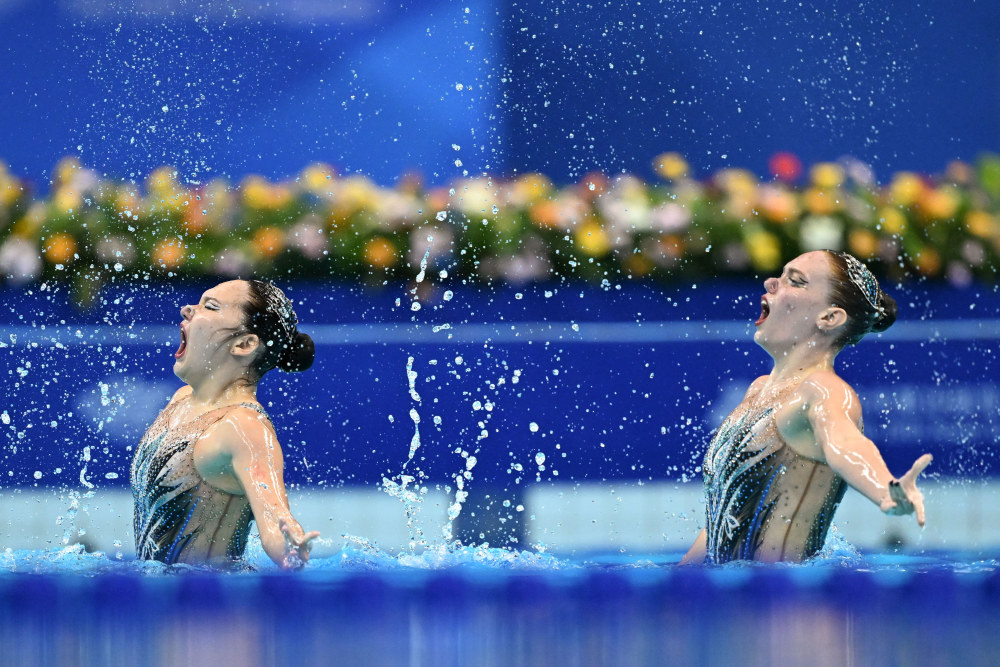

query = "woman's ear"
(231, 332), (259, 360)
(817, 306), (848, 333)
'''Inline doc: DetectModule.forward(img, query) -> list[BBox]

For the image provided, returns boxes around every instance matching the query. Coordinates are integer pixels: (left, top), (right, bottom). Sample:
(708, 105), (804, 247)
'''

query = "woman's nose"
(764, 277), (778, 293)
(181, 304), (193, 319)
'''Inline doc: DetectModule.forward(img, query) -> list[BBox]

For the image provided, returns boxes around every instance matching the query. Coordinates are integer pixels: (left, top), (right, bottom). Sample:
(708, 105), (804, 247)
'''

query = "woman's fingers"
(900, 454), (933, 485)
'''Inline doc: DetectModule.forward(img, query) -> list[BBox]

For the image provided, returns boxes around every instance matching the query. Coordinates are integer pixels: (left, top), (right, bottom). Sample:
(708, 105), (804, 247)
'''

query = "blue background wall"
(2, 280), (997, 492)
(1, 0), (998, 187)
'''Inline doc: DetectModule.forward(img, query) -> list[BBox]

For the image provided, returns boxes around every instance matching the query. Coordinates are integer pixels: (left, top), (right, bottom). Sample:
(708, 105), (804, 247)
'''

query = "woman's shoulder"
(166, 385), (193, 406)
(799, 369), (859, 403)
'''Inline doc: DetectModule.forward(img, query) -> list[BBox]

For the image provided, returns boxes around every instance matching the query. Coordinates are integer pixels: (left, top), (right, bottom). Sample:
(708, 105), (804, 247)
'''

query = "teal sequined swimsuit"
(131, 396), (268, 565)
(703, 405), (847, 563)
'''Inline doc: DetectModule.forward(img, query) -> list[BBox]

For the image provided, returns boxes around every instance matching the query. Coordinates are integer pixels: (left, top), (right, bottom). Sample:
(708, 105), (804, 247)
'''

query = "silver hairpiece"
(260, 283), (298, 347)
(839, 252), (884, 316)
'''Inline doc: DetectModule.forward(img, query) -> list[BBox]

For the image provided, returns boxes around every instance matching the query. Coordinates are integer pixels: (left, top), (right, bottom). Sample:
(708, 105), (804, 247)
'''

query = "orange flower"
(625, 253), (653, 277)
(44, 233), (77, 264)
(918, 186), (960, 221)
(653, 152), (689, 180)
(802, 188), (840, 215)
(529, 200), (562, 229)
(183, 199), (211, 235)
(847, 229), (879, 259)
(912, 247), (941, 276)
(758, 186), (800, 224)
(152, 238), (185, 269)
(364, 237), (398, 269)
(658, 235), (685, 260)
(252, 226), (285, 259)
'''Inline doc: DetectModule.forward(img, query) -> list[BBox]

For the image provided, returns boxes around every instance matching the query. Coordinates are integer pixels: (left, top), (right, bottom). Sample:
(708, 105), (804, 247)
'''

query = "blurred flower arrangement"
(1, 152), (999, 304)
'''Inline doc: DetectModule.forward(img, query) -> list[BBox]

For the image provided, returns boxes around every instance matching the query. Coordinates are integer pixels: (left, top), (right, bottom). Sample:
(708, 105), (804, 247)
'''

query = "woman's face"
(754, 251), (836, 351)
(173, 280), (250, 383)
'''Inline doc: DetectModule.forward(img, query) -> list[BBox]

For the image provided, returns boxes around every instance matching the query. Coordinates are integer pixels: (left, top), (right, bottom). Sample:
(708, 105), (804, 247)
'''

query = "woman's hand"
(878, 454), (933, 526)
(279, 518), (320, 570)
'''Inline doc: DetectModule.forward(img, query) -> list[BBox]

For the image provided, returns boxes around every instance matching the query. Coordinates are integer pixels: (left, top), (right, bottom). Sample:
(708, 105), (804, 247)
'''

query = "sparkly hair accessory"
(839, 252), (884, 316)
(259, 283), (299, 346)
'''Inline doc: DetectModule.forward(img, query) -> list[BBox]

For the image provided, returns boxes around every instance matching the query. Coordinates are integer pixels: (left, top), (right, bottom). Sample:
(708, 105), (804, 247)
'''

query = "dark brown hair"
(240, 280), (315, 378)
(824, 251), (897, 347)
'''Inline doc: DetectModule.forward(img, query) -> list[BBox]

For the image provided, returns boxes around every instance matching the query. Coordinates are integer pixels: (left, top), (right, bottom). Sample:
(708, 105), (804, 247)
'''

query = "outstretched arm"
(212, 411), (320, 568)
(806, 375), (932, 525)
(680, 529), (706, 565)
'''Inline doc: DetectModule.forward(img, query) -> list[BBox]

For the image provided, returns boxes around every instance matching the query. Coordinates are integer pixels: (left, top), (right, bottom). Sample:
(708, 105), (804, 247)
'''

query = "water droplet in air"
(529, 422), (539, 432)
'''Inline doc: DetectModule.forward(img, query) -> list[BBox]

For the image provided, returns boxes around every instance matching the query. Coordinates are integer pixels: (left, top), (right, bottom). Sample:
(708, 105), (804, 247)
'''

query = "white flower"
(214, 248), (251, 277)
(651, 202), (691, 233)
(799, 215), (843, 251)
(0, 238), (42, 284)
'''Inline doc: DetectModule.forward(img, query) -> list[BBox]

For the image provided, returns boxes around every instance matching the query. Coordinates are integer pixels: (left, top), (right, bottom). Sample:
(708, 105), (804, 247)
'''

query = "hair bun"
(278, 331), (315, 373)
(871, 292), (898, 333)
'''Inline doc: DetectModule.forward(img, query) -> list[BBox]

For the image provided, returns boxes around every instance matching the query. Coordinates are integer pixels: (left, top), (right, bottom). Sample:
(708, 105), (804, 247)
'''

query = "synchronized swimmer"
(129, 251), (929, 568)
(682, 250), (930, 564)
(131, 279), (319, 569)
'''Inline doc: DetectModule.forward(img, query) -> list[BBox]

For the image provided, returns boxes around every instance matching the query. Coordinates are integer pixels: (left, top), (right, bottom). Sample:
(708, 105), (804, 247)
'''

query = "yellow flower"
(744, 229), (782, 272)
(0, 167), (21, 208)
(654, 152), (689, 180)
(151, 239), (186, 269)
(803, 187), (840, 215)
(55, 157), (82, 186)
(301, 162), (336, 195)
(878, 207), (907, 235)
(511, 173), (552, 204)
(964, 210), (996, 238)
(889, 172), (924, 207)
(810, 163), (845, 189)
(364, 237), (398, 269)
(53, 187), (82, 215)
(332, 176), (378, 218)
(13, 203), (47, 237)
(252, 226), (285, 259)
(43, 233), (77, 264)
(847, 229), (879, 259)
(918, 186), (960, 220)
(147, 166), (179, 196)
(574, 221), (611, 256)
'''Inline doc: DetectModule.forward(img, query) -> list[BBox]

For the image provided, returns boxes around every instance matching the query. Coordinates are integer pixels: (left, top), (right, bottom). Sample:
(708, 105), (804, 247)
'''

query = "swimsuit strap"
(233, 401), (273, 424)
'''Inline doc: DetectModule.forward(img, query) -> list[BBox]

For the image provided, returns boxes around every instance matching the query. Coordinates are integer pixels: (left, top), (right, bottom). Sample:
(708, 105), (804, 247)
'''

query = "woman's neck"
(767, 340), (837, 382)
(187, 376), (258, 410)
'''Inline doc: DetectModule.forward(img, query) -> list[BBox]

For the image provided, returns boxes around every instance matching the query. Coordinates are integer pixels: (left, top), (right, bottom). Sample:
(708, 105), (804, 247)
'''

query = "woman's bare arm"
(680, 529), (706, 565)
(207, 410), (319, 568)
(805, 373), (932, 525)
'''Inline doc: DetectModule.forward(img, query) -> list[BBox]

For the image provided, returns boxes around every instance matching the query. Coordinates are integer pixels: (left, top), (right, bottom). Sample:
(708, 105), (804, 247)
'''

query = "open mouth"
(755, 297), (770, 326)
(175, 324), (187, 359)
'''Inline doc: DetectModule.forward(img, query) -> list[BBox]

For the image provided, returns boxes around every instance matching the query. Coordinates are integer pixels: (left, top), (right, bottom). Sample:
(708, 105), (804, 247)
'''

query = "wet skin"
(682, 252), (931, 564)
(135, 280), (318, 569)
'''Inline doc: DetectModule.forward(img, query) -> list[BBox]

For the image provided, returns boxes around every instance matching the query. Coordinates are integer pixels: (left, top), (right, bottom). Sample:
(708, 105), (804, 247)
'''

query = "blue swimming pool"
(0, 546), (997, 666)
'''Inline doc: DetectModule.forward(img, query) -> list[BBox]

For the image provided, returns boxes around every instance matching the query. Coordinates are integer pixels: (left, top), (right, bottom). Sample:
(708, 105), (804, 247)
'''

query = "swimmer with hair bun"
(681, 251), (932, 564)
(131, 279), (319, 569)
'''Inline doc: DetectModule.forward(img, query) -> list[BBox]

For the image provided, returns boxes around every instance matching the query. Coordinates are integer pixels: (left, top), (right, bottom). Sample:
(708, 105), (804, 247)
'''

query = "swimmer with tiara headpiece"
(131, 280), (320, 569)
(681, 251), (932, 564)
